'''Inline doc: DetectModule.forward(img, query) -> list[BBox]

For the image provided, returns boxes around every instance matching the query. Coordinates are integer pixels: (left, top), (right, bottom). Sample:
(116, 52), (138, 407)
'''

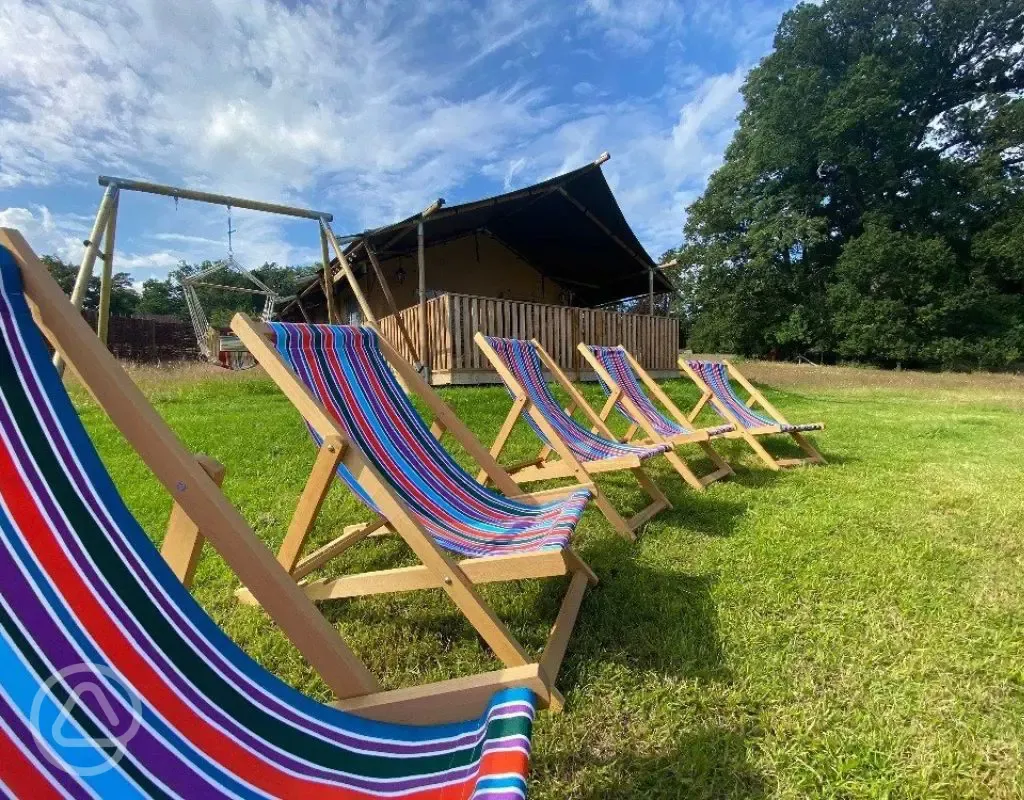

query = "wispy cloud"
(0, 0), (797, 273)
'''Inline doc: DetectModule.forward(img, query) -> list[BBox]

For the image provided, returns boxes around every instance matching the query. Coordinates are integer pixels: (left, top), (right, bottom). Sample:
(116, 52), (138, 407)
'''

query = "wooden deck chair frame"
(679, 357), (827, 471)
(0, 226), (560, 725)
(230, 313), (600, 713)
(475, 333), (672, 542)
(577, 344), (734, 491)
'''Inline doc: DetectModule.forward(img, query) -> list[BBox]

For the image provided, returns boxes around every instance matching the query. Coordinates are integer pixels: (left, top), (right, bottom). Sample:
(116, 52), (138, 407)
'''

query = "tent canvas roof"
(287, 155), (672, 315)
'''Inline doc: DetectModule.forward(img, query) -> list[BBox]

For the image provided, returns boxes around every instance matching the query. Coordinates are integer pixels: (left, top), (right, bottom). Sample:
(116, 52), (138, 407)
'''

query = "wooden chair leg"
(589, 486), (638, 542)
(742, 432), (782, 470)
(663, 450), (707, 491)
(477, 396), (526, 483)
(790, 432), (827, 465)
(278, 435), (346, 573)
(162, 453), (226, 588)
(623, 466), (672, 531)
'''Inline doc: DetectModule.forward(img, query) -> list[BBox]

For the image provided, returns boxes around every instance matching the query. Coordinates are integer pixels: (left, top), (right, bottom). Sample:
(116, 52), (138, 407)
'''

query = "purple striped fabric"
(588, 346), (733, 439)
(484, 337), (670, 462)
(270, 322), (592, 557)
(686, 360), (824, 432)
(0, 244), (535, 799)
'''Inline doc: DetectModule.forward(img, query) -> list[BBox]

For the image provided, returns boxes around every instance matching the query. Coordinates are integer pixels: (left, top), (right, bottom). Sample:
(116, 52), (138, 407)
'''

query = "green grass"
(71, 365), (1024, 798)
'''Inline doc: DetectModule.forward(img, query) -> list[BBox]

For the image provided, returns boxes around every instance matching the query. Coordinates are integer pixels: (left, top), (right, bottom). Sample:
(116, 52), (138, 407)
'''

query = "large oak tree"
(677, 0), (1024, 368)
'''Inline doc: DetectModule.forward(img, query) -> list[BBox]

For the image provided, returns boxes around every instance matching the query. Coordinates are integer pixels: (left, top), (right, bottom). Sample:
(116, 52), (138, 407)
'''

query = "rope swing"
(180, 205), (278, 370)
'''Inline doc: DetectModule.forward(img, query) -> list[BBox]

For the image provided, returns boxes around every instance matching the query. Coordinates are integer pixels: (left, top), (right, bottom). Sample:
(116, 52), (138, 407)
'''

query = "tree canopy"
(676, 0), (1024, 369)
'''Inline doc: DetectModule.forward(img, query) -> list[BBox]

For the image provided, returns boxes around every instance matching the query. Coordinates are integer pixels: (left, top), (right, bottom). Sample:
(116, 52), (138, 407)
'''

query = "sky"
(0, 0), (801, 284)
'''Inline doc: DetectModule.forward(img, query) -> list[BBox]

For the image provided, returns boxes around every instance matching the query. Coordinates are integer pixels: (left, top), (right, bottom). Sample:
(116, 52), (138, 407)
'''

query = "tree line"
(674, 0), (1023, 369)
(43, 256), (317, 329)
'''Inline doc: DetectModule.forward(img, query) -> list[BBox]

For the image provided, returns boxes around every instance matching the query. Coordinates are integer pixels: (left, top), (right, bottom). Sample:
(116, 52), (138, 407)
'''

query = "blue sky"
(0, 0), (800, 283)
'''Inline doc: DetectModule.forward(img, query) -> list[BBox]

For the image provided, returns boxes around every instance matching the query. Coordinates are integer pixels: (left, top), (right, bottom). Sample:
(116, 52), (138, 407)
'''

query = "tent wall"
(329, 233), (567, 322)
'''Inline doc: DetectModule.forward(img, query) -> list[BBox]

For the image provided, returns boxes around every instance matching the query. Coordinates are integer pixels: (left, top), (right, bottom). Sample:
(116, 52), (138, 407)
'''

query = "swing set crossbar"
(97, 175), (334, 221)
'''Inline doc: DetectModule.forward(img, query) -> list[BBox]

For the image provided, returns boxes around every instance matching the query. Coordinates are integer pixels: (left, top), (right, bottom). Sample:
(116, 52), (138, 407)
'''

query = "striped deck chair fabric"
(270, 322), (591, 558)
(686, 360), (824, 433)
(589, 346), (732, 439)
(484, 337), (670, 462)
(0, 249), (535, 798)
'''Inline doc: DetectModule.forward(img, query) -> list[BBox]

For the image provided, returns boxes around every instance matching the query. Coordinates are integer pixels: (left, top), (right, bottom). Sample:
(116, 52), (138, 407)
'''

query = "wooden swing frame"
(58, 175), (350, 374)
(1, 227), (560, 724)
(577, 343), (734, 490)
(227, 313), (600, 713)
(679, 357), (827, 470)
(475, 334), (672, 542)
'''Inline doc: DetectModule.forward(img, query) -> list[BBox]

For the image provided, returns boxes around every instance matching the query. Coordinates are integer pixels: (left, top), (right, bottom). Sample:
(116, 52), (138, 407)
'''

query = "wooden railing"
(378, 292), (679, 384)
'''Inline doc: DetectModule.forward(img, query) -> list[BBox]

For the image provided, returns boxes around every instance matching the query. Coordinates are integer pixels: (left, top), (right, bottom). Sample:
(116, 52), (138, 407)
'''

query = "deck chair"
(680, 357), (826, 470)
(475, 334), (673, 542)
(578, 344), (735, 490)
(231, 315), (599, 713)
(0, 228), (536, 798)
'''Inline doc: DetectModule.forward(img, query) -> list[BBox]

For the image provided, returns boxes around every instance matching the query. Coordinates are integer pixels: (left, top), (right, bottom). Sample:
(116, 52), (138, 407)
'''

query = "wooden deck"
(379, 292), (679, 385)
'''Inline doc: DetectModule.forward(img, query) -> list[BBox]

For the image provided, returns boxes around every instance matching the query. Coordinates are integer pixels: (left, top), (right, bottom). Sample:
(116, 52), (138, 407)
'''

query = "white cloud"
(0, 206), (85, 262)
(580, 0), (684, 50)
(0, 0), (561, 256)
(518, 66), (748, 255)
(0, 0), (794, 273)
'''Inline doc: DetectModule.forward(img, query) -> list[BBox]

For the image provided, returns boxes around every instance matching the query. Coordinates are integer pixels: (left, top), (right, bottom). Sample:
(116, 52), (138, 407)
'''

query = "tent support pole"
(418, 221), (429, 382)
(321, 226), (338, 324)
(365, 241), (420, 365)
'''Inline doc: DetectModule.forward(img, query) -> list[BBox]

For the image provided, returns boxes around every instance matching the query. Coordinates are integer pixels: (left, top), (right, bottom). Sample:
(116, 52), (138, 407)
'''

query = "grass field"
(70, 361), (1024, 799)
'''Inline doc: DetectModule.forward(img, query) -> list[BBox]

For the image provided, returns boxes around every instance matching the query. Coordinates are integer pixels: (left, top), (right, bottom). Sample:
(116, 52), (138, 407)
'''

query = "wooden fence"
(81, 310), (200, 363)
(379, 292), (679, 385)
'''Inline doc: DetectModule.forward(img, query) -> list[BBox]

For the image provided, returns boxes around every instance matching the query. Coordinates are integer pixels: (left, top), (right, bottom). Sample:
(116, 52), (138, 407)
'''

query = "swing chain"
(226, 205), (237, 262)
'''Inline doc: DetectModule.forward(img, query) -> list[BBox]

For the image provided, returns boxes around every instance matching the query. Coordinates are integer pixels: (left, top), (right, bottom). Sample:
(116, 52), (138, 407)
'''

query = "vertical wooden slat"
(374, 291), (680, 382)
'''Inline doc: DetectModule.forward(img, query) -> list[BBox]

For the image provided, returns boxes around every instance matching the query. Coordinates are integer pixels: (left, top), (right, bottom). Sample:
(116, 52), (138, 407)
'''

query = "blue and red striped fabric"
(588, 346), (732, 439)
(0, 245), (535, 799)
(686, 360), (823, 433)
(270, 323), (591, 558)
(484, 337), (670, 462)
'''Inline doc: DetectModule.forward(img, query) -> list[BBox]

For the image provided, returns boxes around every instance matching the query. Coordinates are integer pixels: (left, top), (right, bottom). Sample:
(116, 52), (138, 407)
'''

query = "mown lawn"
(71, 362), (1024, 799)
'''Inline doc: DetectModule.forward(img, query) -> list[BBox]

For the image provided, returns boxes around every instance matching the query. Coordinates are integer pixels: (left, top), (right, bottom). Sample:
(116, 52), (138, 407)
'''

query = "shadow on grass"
(652, 489), (751, 537)
(309, 526), (730, 686)
(568, 551), (728, 683)
(533, 724), (769, 799)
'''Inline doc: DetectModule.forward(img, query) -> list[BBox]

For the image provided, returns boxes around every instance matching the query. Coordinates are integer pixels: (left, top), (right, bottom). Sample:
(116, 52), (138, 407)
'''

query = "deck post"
(418, 221), (429, 381)
(648, 268), (654, 316)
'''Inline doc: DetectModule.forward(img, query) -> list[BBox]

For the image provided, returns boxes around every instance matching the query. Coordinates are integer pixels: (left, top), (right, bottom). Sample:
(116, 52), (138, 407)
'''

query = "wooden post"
(648, 268), (655, 316)
(320, 226), (337, 324)
(161, 454), (226, 588)
(321, 219), (377, 327)
(365, 241), (420, 364)
(96, 193), (120, 345)
(55, 184), (119, 373)
(418, 221), (429, 381)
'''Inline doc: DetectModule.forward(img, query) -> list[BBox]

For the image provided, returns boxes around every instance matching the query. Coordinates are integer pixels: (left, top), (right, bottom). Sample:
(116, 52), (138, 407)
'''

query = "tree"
(136, 277), (187, 318)
(679, 0), (1024, 368)
(42, 255), (139, 316)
